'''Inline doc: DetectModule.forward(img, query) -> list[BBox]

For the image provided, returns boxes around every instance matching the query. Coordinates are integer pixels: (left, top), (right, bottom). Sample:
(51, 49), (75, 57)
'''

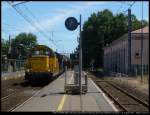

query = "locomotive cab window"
(31, 45), (55, 57)
(46, 51), (49, 55)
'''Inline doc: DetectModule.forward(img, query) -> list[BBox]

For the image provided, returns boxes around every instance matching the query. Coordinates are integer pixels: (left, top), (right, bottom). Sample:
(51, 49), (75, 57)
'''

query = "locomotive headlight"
(48, 69), (50, 72)
(26, 69), (30, 72)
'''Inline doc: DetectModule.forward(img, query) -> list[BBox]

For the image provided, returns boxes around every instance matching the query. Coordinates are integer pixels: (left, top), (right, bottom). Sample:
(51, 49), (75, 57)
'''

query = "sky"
(1, 1), (149, 55)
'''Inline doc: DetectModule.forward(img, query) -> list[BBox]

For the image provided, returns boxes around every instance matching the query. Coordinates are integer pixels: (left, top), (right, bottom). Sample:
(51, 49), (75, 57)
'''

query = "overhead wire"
(16, 6), (52, 40)
(116, 3), (123, 14)
(9, 1), (29, 6)
(3, 22), (17, 27)
(2, 29), (9, 34)
(22, 4), (65, 51)
(23, 4), (51, 34)
(2, 26), (24, 32)
(7, 1), (80, 53)
(3, 23), (26, 30)
(2, 21), (35, 33)
(22, 4), (57, 45)
(7, 2), (59, 49)
(22, 4), (61, 50)
(118, 1), (136, 15)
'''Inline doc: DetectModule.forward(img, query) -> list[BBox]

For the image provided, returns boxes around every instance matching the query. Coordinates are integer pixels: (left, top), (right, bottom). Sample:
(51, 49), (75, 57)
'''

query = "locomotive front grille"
(30, 57), (49, 72)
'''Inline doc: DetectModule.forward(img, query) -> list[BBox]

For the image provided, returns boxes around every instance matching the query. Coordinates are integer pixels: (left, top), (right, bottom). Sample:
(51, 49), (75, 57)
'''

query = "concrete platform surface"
(12, 70), (117, 112)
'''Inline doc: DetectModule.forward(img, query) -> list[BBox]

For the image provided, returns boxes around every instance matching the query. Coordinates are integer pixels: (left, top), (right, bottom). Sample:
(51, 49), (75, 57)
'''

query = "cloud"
(2, 3), (11, 10)
(53, 8), (70, 14)
(85, 1), (106, 6)
(20, 2), (106, 33)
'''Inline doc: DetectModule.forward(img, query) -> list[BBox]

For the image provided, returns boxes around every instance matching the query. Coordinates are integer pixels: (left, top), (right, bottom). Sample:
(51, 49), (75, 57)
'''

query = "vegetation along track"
(94, 80), (149, 112)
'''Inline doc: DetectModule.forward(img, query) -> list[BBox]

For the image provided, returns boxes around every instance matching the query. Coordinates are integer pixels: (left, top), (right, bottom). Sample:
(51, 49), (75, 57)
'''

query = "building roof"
(104, 26), (149, 49)
(131, 26), (149, 34)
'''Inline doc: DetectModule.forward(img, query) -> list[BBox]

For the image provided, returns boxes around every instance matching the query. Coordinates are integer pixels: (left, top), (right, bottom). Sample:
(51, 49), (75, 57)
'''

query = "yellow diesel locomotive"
(25, 45), (60, 82)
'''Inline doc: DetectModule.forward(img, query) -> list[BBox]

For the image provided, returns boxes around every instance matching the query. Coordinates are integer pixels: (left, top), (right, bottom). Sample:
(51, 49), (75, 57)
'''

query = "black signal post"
(65, 15), (82, 94)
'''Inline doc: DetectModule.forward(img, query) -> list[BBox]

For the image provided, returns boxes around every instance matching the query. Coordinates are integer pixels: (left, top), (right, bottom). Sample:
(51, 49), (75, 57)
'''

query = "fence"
(131, 64), (149, 76)
(1, 59), (26, 74)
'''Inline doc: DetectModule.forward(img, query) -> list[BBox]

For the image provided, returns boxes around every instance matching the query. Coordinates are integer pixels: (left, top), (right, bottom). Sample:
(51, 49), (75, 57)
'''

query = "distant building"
(104, 26), (149, 75)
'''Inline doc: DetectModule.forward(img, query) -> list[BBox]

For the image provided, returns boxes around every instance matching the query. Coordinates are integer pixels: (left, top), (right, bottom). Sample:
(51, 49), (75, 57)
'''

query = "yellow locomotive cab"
(25, 45), (60, 82)
(28, 56), (49, 72)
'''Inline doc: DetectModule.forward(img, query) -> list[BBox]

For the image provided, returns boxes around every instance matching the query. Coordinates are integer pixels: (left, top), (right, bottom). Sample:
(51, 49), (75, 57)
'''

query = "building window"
(135, 52), (139, 56)
(135, 51), (140, 58)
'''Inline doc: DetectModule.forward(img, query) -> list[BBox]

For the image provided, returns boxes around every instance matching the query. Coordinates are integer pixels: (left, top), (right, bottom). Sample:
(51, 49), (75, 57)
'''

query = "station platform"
(12, 71), (118, 112)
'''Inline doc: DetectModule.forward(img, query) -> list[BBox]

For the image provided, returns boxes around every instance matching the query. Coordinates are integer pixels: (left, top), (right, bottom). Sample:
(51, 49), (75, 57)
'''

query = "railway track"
(94, 80), (149, 112)
(2, 92), (16, 102)
(2, 72), (64, 112)
(1, 87), (38, 102)
(1, 85), (43, 112)
(1, 78), (42, 111)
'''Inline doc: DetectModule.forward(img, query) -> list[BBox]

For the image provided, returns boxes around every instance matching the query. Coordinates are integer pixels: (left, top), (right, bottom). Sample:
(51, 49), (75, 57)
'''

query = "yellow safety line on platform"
(57, 72), (73, 111)
(57, 95), (67, 111)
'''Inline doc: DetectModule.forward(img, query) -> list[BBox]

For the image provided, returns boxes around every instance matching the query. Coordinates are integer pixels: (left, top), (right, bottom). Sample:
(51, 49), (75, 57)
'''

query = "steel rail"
(95, 80), (148, 111)
(2, 92), (16, 101)
(105, 81), (149, 107)
(96, 82), (128, 111)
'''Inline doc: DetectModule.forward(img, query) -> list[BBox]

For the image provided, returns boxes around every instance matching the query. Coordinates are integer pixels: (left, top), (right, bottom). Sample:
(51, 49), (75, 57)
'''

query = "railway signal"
(65, 17), (79, 31)
(65, 15), (86, 94)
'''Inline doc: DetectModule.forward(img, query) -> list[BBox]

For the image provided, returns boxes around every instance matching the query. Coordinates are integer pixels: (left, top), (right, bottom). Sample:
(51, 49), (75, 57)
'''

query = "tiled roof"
(131, 26), (149, 33)
(104, 26), (149, 48)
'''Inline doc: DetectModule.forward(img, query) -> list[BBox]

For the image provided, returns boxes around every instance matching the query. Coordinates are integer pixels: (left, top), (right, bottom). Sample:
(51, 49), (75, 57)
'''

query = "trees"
(131, 15), (148, 31)
(1, 39), (9, 56)
(76, 9), (148, 69)
(11, 32), (38, 59)
(2, 33), (38, 59)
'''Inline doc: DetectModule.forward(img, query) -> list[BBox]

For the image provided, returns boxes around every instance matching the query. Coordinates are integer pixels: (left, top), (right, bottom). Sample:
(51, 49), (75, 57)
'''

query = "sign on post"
(65, 16), (85, 94)
(65, 17), (79, 31)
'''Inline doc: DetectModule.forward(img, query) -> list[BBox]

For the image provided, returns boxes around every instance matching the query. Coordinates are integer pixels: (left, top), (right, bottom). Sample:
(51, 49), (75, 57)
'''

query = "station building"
(103, 26), (149, 75)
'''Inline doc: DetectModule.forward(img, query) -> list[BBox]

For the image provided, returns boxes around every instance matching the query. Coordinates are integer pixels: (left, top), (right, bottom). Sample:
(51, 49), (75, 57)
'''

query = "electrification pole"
(8, 35), (12, 72)
(8, 35), (11, 55)
(141, 1), (143, 83)
(128, 8), (132, 76)
(79, 14), (82, 94)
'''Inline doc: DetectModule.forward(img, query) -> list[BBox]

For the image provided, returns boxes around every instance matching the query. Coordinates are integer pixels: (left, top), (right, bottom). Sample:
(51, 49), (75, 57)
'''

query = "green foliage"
(11, 32), (38, 59)
(1, 39), (9, 56)
(76, 9), (148, 68)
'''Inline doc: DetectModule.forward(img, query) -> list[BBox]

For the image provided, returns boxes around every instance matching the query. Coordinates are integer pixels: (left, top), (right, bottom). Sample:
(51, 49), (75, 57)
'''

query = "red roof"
(131, 26), (149, 33)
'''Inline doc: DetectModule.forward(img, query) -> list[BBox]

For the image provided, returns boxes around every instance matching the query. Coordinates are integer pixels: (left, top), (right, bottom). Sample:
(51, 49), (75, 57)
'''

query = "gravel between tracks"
(88, 72), (149, 112)
(101, 76), (149, 103)
(1, 77), (43, 111)
(96, 81), (148, 112)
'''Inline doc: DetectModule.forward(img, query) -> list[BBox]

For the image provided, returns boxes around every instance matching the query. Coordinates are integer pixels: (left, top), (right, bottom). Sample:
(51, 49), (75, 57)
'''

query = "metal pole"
(110, 46), (112, 72)
(141, 1), (143, 83)
(65, 66), (67, 85)
(8, 35), (12, 72)
(79, 14), (82, 94)
(128, 9), (131, 76)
